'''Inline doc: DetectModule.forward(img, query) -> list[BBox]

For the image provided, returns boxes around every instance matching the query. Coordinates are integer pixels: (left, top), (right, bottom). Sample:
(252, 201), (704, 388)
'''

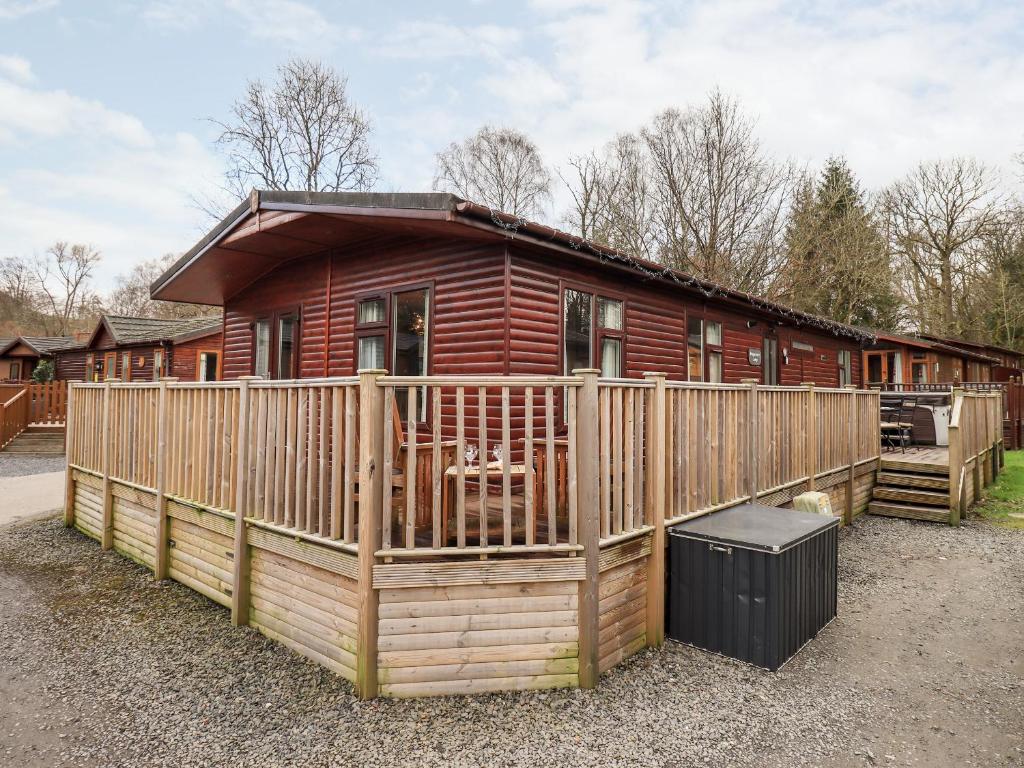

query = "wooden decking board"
(867, 501), (950, 523)
(879, 459), (948, 475)
(876, 471), (949, 490)
(872, 487), (950, 506)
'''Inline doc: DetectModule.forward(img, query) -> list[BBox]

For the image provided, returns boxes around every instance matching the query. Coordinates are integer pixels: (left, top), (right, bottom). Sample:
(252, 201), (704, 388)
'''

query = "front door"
(762, 336), (779, 385)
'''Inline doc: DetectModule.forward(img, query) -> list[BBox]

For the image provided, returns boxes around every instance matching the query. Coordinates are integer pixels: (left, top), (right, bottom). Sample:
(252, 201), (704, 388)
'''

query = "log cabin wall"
(225, 235), (508, 380)
(221, 235), (864, 387)
(55, 349), (88, 381)
(170, 331), (225, 380)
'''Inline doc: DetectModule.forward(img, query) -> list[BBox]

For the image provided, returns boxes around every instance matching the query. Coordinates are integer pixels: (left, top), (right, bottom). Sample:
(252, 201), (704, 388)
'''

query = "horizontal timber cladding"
(223, 235), (508, 380)
(170, 331), (224, 380)
(598, 553), (649, 674)
(72, 471), (103, 541)
(507, 247), (862, 386)
(166, 501), (235, 608)
(110, 483), (157, 569)
(376, 579), (580, 698)
(249, 546), (359, 682)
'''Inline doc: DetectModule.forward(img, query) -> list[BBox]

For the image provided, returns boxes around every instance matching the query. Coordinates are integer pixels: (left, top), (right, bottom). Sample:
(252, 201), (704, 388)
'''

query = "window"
(687, 318), (704, 381)
(121, 351), (131, 382)
(706, 320), (723, 383)
(85, 353), (96, 382)
(152, 349), (163, 381)
(276, 315), (297, 379)
(356, 296), (388, 372)
(562, 289), (624, 378)
(838, 350), (853, 386)
(198, 351), (219, 382)
(563, 288), (592, 373)
(253, 319), (271, 378)
(763, 337), (778, 385)
(9, 362), (20, 380)
(393, 288), (429, 422)
(103, 353), (116, 381)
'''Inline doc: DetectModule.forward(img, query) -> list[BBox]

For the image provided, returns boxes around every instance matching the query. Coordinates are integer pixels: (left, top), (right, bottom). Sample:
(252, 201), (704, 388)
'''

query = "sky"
(1, 0), (1023, 290)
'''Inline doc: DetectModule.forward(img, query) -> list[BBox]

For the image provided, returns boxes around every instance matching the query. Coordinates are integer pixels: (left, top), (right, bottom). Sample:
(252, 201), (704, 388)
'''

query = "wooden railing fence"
(28, 380), (67, 424)
(0, 388), (29, 450)
(947, 390), (1004, 524)
(65, 372), (880, 698)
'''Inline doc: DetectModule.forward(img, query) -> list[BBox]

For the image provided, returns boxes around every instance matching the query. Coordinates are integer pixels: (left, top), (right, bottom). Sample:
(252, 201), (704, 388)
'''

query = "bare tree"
(883, 158), (1003, 336)
(642, 91), (794, 293)
(32, 242), (101, 336)
(213, 58), (378, 201)
(561, 91), (793, 294)
(433, 126), (552, 218)
(107, 253), (217, 319)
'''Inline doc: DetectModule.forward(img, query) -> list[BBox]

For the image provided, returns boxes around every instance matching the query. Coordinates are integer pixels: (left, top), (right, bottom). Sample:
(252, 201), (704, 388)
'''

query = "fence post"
(644, 372), (667, 649)
(948, 390), (962, 526)
(153, 378), (176, 580)
(741, 378), (758, 503)
(356, 368), (386, 700)
(574, 368), (601, 688)
(100, 379), (118, 550)
(971, 394), (983, 505)
(845, 385), (858, 525)
(63, 383), (76, 527)
(804, 382), (817, 492)
(231, 376), (259, 627)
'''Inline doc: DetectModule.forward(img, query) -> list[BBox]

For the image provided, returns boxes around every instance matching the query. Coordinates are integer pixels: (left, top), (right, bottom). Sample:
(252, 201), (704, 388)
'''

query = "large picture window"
(252, 312), (297, 379)
(839, 350), (853, 386)
(253, 319), (271, 378)
(687, 317), (704, 381)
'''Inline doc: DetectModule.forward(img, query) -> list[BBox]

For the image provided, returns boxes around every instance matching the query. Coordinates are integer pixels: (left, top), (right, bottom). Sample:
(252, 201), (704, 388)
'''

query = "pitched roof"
(919, 333), (1022, 360)
(869, 329), (999, 364)
(94, 315), (222, 346)
(152, 190), (875, 344)
(0, 335), (84, 357)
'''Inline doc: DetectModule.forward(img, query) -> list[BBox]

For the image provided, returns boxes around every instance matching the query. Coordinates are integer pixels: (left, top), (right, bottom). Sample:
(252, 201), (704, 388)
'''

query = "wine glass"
(492, 444), (504, 467)
(465, 443), (478, 471)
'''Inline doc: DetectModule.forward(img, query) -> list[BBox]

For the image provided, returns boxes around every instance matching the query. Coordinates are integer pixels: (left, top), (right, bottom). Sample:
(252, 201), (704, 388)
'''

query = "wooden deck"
(880, 445), (949, 474)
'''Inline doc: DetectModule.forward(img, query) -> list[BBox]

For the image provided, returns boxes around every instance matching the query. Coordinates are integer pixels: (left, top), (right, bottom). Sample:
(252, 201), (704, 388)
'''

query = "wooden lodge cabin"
(54, 315), (224, 382)
(918, 334), (1023, 382)
(860, 330), (999, 388)
(0, 335), (85, 381)
(151, 190), (872, 396)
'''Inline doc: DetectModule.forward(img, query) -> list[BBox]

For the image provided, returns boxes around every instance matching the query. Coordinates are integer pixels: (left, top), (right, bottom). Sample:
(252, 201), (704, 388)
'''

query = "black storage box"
(667, 503), (838, 671)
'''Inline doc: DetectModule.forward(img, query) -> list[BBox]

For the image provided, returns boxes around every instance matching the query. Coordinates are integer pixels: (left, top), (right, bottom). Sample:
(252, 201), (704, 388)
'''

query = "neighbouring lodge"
(0, 335), (84, 381)
(54, 314), (224, 382)
(150, 191), (873, 390)
(861, 330), (1002, 387)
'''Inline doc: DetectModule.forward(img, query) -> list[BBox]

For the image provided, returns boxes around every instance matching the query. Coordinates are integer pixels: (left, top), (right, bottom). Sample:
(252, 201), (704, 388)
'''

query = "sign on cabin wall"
(748, 348), (762, 366)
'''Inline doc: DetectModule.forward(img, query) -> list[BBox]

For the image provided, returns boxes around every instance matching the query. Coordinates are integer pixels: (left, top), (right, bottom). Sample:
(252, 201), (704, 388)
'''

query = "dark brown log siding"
(225, 235), (507, 379)
(55, 349), (88, 381)
(221, 236), (863, 388)
(171, 332), (224, 381)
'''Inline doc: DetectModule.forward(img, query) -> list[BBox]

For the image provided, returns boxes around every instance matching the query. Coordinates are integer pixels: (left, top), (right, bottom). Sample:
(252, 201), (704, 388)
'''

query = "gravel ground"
(1, 515), (1021, 768)
(0, 454), (66, 478)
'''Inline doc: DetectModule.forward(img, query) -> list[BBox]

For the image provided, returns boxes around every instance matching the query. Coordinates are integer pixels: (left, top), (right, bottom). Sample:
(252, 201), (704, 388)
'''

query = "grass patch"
(974, 450), (1024, 529)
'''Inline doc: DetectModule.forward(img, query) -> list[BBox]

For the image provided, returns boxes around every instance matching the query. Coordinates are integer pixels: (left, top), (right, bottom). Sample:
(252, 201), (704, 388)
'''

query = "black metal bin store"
(667, 503), (838, 671)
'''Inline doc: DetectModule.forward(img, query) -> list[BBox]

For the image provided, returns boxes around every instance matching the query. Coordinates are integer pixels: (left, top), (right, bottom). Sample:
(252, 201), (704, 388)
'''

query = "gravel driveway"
(0, 454), (65, 478)
(1, 515), (1021, 768)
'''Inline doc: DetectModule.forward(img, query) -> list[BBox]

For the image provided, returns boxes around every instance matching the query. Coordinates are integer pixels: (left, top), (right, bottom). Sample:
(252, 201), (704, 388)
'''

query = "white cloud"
(224, 0), (359, 47)
(0, 76), (153, 147)
(379, 21), (521, 60)
(141, 0), (204, 30)
(475, 0), (1024, 209)
(0, 0), (56, 20)
(0, 64), (223, 288)
(0, 53), (33, 82)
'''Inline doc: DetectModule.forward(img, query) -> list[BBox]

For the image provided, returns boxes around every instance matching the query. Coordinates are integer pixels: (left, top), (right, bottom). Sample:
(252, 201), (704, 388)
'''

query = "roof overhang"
(152, 190), (875, 344)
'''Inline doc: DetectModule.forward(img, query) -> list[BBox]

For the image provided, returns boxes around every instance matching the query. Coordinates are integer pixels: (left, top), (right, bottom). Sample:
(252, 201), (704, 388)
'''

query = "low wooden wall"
(374, 560), (583, 697)
(598, 534), (651, 674)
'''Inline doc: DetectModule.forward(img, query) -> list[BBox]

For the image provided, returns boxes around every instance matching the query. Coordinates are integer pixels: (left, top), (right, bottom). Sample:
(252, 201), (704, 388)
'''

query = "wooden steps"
(879, 458), (948, 475)
(867, 501), (951, 523)
(870, 460), (952, 525)
(3, 427), (66, 455)
(876, 471), (949, 491)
